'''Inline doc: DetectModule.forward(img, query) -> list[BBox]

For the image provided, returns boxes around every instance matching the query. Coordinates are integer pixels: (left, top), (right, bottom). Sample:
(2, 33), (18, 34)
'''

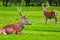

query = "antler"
(42, 3), (44, 8)
(17, 7), (22, 17)
(42, 3), (47, 11)
(42, 3), (49, 9)
(17, 7), (28, 19)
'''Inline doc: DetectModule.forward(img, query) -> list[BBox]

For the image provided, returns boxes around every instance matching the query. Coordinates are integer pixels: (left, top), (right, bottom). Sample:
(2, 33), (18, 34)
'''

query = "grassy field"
(0, 6), (60, 40)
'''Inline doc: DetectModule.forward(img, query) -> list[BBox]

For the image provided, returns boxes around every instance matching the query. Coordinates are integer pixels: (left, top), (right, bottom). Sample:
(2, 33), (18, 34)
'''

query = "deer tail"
(0, 29), (7, 35)
(54, 10), (58, 13)
(53, 10), (58, 16)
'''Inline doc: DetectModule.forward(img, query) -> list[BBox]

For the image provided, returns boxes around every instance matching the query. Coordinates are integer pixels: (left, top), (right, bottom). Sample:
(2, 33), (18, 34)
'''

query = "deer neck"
(18, 21), (24, 31)
(43, 8), (47, 15)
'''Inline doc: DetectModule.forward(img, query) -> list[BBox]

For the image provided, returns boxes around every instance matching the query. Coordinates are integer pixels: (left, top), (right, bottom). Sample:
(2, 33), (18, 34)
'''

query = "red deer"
(42, 3), (57, 24)
(0, 7), (31, 34)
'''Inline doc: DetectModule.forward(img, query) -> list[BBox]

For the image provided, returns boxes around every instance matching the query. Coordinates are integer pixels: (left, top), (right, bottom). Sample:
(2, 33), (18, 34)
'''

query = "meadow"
(0, 6), (60, 40)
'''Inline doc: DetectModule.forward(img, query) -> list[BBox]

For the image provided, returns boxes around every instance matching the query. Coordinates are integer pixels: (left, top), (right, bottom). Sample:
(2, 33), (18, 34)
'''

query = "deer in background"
(0, 7), (31, 34)
(42, 3), (57, 24)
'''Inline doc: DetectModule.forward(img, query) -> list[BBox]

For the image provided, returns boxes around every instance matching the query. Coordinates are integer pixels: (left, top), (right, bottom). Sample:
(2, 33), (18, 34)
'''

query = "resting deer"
(42, 3), (57, 24)
(0, 7), (31, 34)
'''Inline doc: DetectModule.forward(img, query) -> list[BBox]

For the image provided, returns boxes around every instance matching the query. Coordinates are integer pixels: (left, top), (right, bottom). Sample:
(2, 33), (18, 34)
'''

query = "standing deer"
(0, 7), (31, 34)
(42, 3), (57, 24)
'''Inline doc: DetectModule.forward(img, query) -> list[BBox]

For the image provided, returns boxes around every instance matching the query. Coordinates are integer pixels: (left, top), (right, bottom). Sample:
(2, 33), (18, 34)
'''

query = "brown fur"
(42, 3), (57, 24)
(44, 10), (57, 24)
(3, 24), (21, 34)
(0, 7), (31, 34)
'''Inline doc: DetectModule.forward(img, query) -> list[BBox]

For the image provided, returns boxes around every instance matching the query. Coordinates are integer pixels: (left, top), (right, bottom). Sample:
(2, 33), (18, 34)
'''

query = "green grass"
(0, 6), (60, 40)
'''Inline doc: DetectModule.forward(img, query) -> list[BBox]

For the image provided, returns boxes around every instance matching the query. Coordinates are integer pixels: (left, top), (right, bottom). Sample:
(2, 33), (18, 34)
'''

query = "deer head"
(17, 7), (31, 25)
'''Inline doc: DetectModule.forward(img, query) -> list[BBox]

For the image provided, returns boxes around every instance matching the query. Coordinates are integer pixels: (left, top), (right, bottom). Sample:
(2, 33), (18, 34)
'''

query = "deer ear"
(22, 15), (28, 19)
(25, 16), (28, 19)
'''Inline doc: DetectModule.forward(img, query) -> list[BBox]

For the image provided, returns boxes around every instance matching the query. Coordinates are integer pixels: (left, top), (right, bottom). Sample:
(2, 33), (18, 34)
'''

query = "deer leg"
(55, 17), (57, 24)
(16, 32), (22, 34)
(50, 19), (51, 23)
(45, 18), (48, 24)
(5, 28), (16, 34)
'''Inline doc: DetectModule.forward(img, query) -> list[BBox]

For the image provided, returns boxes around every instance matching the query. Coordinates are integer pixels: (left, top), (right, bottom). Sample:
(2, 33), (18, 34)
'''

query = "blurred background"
(0, 0), (60, 7)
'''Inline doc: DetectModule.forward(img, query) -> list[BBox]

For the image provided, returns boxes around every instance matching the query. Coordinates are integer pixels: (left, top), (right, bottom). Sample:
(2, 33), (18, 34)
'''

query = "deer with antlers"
(0, 7), (31, 34)
(42, 3), (57, 24)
